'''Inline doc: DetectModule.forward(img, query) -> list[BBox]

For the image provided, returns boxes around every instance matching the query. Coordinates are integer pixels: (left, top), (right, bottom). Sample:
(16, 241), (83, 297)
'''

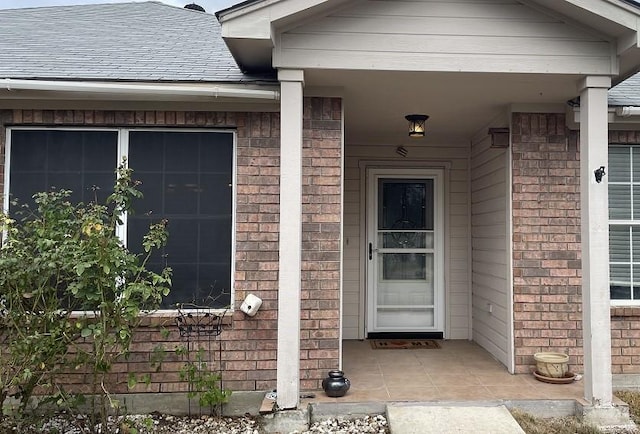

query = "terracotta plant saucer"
(532, 370), (577, 384)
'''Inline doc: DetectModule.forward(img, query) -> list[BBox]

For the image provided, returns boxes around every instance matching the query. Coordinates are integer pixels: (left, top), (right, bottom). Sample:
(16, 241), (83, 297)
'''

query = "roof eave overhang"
(216, 0), (351, 73)
(0, 78), (281, 102)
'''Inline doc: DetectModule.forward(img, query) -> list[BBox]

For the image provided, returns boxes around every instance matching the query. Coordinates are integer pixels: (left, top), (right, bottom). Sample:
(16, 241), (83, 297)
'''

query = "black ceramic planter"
(321, 370), (350, 397)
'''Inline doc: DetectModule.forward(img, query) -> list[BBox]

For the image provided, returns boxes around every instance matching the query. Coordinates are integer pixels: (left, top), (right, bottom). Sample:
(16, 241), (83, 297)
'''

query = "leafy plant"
(0, 162), (171, 431)
(177, 345), (231, 414)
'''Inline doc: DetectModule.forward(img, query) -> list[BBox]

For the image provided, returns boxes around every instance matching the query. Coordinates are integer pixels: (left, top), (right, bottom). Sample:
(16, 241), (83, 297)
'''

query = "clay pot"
(321, 370), (350, 397)
(534, 352), (569, 378)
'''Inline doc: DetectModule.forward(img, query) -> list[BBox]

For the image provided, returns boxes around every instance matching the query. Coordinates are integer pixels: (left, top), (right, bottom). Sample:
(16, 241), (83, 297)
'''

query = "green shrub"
(0, 162), (171, 431)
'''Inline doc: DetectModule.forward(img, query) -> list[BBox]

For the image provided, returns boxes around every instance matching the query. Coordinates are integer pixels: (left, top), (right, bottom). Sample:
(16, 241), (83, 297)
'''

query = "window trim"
(4, 126), (237, 313)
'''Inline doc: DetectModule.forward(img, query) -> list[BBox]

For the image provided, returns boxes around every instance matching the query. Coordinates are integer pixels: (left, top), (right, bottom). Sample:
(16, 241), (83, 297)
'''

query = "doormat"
(370, 339), (441, 350)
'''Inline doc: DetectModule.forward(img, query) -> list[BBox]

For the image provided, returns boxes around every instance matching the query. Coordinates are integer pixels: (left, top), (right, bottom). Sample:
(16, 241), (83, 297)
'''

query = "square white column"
(578, 75), (612, 406)
(277, 69), (304, 410)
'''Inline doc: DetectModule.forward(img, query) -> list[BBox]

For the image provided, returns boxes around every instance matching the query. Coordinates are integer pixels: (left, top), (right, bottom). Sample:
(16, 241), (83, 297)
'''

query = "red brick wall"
(0, 101), (342, 393)
(512, 118), (640, 376)
(611, 307), (640, 374)
(511, 113), (583, 374)
(300, 98), (343, 390)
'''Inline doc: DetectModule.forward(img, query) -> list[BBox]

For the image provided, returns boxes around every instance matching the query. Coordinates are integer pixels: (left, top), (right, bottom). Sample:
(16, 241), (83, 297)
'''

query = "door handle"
(369, 242), (372, 260)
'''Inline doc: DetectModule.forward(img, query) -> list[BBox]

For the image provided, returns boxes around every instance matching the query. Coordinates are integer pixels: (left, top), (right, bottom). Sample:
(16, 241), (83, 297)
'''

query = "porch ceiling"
(304, 69), (581, 145)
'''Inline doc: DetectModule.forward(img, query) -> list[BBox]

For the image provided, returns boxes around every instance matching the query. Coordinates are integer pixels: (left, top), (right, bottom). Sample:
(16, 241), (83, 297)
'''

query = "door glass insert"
(372, 178), (436, 330)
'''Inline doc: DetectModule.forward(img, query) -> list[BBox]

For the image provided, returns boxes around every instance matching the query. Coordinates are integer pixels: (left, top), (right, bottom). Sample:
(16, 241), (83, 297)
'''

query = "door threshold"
(367, 332), (443, 340)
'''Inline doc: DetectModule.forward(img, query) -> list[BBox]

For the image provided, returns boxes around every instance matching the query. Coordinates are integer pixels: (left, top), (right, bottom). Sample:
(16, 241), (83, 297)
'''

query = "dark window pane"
(611, 264), (631, 300)
(198, 264), (232, 308)
(200, 219), (232, 263)
(128, 132), (164, 171)
(9, 130), (117, 212)
(611, 284), (632, 300)
(84, 132), (117, 171)
(48, 173), (83, 203)
(201, 174), (232, 215)
(165, 133), (198, 172)
(200, 134), (233, 172)
(134, 173), (164, 216)
(84, 173), (116, 204)
(10, 130), (47, 171)
(164, 174), (199, 215)
(169, 264), (199, 304)
(164, 219), (199, 263)
(127, 218), (166, 265)
(128, 131), (233, 308)
(49, 131), (83, 171)
(9, 172), (46, 206)
(379, 180), (433, 231)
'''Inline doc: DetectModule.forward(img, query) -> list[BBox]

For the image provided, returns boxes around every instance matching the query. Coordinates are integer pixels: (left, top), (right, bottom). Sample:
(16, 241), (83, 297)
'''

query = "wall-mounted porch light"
(488, 127), (510, 148)
(405, 114), (429, 137)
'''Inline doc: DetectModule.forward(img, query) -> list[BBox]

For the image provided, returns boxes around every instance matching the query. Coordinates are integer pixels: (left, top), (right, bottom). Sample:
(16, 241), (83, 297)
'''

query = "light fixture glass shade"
(405, 114), (429, 137)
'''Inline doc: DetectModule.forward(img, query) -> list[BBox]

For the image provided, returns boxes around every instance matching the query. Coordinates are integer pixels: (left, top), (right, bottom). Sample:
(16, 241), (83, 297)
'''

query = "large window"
(609, 144), (640, 302)
(5, 128), (235, 309)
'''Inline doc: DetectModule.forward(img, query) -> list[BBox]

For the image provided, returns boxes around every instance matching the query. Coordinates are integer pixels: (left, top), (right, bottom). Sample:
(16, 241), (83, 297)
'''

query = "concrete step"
(386, 403), (525, 434)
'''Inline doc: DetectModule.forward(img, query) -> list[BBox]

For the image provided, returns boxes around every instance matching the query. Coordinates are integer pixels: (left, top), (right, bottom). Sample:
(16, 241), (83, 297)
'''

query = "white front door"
(366, 169), (444, 334)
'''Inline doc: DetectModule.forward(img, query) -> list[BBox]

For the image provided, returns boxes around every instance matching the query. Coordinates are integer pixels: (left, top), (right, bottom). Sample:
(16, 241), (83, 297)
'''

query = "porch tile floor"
(306, 340), (584, 403)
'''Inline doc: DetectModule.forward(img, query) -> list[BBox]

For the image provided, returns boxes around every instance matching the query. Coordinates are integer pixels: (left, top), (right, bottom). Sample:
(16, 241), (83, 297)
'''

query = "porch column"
(277, 69), (304, 410)
(578, 75), (612, 406)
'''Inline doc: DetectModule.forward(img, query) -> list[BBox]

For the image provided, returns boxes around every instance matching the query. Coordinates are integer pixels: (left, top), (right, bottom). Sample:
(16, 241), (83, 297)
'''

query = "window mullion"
(115, 128), (129, 244)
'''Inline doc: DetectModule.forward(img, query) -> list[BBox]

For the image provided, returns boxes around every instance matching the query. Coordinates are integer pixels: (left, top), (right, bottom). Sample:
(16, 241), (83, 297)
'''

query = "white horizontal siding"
(342, 155), (362, 340)
(275, 0), (614, 75)
(470, 132), (510, 367)
(341, 142), (470, 340)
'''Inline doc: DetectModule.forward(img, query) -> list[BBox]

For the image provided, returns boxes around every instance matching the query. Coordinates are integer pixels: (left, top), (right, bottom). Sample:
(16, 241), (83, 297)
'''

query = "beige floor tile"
(423, 363), (472, 375)
(387, 386), (441, 401)
(379, 365), (427, 375)
(339, 389), (391, 402)
(376, 355), (421, 366)
(428, 373), (482, 387)
(318, 340), (586, 404)
(347, 374), (386, 389)
(474, 373), (531, 387)
(485, 385), (543, 399)
(382, 373), (434, 388)
(416, 355), (465, 364)
(436, 386), (494, 400)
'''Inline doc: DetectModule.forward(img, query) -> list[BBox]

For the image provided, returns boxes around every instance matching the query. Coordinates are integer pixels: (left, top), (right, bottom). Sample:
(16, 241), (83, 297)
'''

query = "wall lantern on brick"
(488, 127), (510, 148)
(405, 114), (429, 137)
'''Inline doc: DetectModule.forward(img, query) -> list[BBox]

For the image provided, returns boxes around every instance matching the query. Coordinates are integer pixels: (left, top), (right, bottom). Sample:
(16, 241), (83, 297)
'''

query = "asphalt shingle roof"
(1, 0), (639, 104)
(609, 73), (640, 106)
(0, 1), (274, 83)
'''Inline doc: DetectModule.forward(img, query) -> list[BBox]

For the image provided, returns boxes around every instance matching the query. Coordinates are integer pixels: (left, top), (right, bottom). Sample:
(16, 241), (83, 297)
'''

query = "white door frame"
(365, 167), (445, 334)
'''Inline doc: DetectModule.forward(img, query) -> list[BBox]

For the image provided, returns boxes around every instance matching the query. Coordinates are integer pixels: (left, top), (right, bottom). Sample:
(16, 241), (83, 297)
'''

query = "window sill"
(141, 309), (233, 327)
(70, 309), (233, 327)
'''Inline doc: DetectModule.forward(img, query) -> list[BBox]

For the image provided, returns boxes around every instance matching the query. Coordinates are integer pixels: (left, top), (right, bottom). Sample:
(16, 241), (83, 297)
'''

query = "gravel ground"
(0, 413), (390, 434)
